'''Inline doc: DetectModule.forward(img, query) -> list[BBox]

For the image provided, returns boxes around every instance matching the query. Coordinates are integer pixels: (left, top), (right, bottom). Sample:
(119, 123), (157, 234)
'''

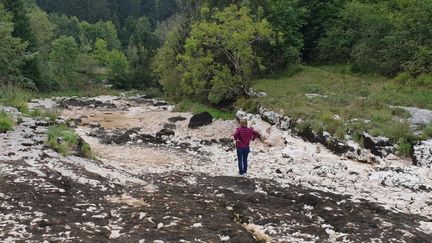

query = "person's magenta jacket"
(234, 127), (259, 149)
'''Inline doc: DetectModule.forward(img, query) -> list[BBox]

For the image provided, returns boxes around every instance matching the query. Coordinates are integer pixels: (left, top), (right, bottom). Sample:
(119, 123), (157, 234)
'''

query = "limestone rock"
(362, 132), (394, 157)
(413, 139), (432, 167)
(263, 126), (284, 147)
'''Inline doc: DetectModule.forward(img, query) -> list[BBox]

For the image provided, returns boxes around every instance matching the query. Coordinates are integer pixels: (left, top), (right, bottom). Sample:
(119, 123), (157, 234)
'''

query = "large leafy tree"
(49, 36), (79, 85)
(107, 50), (131, 88)
(79, 20), (121, 51)
(0, 3), (29, 83)
(152, 14), (189, 101)
(126, 16), (158, 87)
(177, 5), (275, 104)
(317, 0), (432, 76)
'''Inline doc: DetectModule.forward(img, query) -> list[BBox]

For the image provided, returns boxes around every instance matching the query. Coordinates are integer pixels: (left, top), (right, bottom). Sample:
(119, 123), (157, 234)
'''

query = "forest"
(0, 0), (429, 100)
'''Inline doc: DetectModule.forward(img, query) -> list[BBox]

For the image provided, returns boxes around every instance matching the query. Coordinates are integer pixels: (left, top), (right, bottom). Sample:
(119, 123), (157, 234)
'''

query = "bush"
(0, 111), (14, 133)
(47, 125), (93, 158)
(235, 97), (259, 114)
(47, 125), (79, 155)
(396, 141), (412, 157)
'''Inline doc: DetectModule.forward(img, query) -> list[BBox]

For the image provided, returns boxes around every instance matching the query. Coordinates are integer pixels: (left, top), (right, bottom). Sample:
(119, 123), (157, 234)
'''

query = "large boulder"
(188, 112), (213, 129)
(249, 118), (271, 141)
(413, 139), (432, 167)
(263, 126), (285, 147)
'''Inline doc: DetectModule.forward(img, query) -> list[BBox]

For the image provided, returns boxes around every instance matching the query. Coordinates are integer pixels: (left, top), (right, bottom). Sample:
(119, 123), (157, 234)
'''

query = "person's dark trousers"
(236, 147), (250, 175)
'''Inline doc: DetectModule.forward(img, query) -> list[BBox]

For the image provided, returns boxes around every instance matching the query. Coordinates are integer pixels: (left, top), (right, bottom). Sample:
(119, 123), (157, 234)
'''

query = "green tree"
(317, 0), (432, 76)
(107, 50), (131, 88)
(50, 14), (81, 41)
(26, 6), (57, 89)
(0, 3), (29, 83)
(93, 38), (109, 65)
(79, 20), (121, 51)
(49, 36), (79, 85)
(126, 16), (158, 87)
(152, 14), (189, 101)
(299, 0), (347, 61)
(177, 5), (275, 104)
(262, 0), (306, 69)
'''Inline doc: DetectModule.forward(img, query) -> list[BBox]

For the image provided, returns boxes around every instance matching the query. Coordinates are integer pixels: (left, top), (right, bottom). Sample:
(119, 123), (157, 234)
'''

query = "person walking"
(234, 119), (259, 176)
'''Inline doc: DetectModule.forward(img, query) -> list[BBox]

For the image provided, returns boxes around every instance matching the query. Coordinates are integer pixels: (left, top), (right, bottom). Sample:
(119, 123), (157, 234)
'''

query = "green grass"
(0, 111), (14, 133)
(251, 65), (431, 150)
(423, 124), (432, 138)
(28, 108), (60, 123)
(0, 84), (33, 113)
(175, 99), (234, 120)
(47, 125), (79, 155)
(46, 125), (93, 158)
(38, 83), (120, 98)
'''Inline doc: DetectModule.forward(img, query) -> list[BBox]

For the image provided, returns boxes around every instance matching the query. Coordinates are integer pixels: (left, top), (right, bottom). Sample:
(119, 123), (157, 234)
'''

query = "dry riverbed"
(0, 96), (431, 242)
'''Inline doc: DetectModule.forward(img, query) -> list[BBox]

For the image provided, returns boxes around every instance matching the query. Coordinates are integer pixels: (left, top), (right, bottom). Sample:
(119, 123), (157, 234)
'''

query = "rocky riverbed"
(1, 95), (431, 242)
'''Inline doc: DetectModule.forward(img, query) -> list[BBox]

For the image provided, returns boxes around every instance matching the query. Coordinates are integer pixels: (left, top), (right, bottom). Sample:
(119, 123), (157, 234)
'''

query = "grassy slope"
(252, 65), (431, 145)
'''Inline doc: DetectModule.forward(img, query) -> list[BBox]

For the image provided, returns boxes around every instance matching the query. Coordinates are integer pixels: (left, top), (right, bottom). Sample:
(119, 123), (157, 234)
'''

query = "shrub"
(396, 141), (412, 157)
(235, 97), (259, 114)
(48, 126), (94, 158)
(0, 111), (14, 133)
(47, 125), (79, 155)
(80, 142), (93, 158)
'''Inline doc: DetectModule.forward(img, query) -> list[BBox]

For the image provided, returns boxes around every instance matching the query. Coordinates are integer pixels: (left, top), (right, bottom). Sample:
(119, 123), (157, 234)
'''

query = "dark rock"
(59, 98), (116, 109)
(112, 128), (140, 144)
(89, 122), (101, 128)
(35, 120), (48, 127)
(276, 169), (282, 174)
(156, 128), (175, 138)
(168, 116), (187, 123)
(73, 118), (83, 126)
(21, 140), (34, 146)
(136, 134), (166, 144)
(153, 101), (169, 106)
(178, 142), (191, 149)
(188, 112), (213, 129)
(219, 138), (233, 147)
(163, 123), (176, 130)
(295, 125), (353, 155)
(200, 140), (213, 146)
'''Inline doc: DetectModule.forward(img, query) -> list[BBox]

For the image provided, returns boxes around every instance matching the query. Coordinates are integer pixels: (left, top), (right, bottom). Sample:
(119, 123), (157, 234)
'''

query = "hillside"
(250, 65), (432, 155)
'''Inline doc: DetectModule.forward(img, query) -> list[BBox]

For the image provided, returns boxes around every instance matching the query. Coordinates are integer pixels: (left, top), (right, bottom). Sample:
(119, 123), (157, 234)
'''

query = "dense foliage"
(0, 0), (430, 106)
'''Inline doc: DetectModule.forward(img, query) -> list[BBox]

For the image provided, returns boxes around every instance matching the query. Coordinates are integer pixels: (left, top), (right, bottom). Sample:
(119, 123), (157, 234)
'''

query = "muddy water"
(62, 101), (238, 173)
(62, 106), (236, 139)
